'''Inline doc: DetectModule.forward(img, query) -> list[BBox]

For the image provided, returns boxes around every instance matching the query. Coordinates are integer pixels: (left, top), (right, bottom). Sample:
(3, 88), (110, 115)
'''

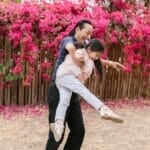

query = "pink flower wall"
(0, 0), (149, 87)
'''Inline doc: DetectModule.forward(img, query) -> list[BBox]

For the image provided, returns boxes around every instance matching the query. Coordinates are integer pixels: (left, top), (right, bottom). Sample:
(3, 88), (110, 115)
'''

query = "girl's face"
(87, 48), (102, 60)
(75, 23), (93, 42)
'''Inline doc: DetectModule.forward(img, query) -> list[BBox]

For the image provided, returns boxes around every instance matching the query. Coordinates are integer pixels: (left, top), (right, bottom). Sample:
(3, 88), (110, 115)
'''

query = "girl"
(52, 39), (123, 142)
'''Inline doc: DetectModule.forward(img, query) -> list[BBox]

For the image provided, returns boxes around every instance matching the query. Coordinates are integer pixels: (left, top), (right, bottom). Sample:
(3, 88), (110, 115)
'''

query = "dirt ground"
(0, 105), (150, 150)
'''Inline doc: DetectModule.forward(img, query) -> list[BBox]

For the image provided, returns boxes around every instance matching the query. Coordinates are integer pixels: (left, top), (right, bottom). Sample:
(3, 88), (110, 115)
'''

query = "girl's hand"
(108, 61), (125, 72)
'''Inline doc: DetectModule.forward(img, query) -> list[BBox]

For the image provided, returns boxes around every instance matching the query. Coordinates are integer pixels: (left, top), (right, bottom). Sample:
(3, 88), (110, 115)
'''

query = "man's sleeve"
(59, 36), (74, 52)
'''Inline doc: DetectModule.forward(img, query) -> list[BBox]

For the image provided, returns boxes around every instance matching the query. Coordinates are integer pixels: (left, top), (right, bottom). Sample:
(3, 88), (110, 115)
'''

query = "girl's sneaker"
(99, 105), (123, 123)
(51, 120), (64, 142)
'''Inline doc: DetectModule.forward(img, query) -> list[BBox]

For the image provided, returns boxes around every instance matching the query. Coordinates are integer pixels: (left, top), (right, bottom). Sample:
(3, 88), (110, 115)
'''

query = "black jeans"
(46, 80), (85, 150)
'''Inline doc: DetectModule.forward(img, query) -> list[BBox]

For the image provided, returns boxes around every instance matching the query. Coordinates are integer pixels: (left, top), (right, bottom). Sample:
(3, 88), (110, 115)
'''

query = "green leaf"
(0, 63), (4, 72)
(5, 73), (18, 81)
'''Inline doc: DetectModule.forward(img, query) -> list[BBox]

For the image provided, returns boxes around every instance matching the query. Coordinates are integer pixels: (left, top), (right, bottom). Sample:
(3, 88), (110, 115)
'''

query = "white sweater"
(56, 48), (94, 84)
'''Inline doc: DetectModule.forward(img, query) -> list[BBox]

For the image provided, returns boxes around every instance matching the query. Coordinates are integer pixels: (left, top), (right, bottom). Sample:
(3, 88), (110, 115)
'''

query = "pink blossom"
(23, 75), (33, 86)
(0, 1), (149, 87)
(0, 82), (6, 89)
(9, 32), (22, 42)
(42, 73), (50, 81)
(123, 63), (132, 73)
(111, 11), (124, 24)
(21, 22), (32, 32)
(113, 0), (128, 11)
(93, 18), (109, 38)
(0, 51), (5, 58)
(40, 61), (52, 71)
(110, 36), (118, 44)
(12, 65), (23, 75)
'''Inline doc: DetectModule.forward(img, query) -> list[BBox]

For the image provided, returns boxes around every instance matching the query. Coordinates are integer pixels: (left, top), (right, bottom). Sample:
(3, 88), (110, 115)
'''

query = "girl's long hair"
(85, 39), (104, 80)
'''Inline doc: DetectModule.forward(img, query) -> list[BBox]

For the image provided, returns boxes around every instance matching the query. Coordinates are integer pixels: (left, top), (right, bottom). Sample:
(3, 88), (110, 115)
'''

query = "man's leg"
(46, 81), (64, 150)
(64, 95), (85, 150)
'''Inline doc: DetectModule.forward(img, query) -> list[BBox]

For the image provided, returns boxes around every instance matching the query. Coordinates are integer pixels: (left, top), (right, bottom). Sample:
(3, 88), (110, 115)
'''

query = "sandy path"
(0, 106), (150, 150)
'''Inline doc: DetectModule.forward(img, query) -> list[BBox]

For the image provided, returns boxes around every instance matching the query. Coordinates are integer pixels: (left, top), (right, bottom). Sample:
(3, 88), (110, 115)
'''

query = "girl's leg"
(57, 75), (104, 110)
(55, 87), (72, 122)
(52, 87), (72, 142)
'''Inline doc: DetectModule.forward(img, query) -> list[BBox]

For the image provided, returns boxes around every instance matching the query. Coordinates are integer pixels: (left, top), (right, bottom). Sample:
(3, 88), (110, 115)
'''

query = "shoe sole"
(101, 116), (123, 123)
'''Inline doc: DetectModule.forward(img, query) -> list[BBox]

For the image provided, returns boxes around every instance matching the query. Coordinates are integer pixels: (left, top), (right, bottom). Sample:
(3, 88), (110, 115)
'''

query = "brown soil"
(0, 107), (150, 150)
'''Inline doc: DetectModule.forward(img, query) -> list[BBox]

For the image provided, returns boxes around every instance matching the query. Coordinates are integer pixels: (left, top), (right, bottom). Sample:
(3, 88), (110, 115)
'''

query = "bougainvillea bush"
(0, 0), (149, 87)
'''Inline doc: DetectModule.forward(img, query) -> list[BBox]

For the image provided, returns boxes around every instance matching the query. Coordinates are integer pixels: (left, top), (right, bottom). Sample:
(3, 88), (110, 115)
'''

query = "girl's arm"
(101, 59), (125, 71)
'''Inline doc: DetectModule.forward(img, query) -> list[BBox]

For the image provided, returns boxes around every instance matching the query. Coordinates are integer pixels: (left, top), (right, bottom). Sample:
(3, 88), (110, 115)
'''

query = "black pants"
(46, 80), (85, 150)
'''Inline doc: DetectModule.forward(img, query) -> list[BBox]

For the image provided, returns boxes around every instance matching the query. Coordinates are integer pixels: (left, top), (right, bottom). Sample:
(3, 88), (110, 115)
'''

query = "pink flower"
(0, 1), (149, 88)
(40, 61), (52, 71)
(108, 30), (119, 44)
(23, 53), (38, 65)
(0, 51), (5, 58)
(42, 74), (50, 81)
(113, 0), (128, 11)
(93, 18), (109, 38)
(12, 65), (23, 75)
(123, 63), (131, 73)
(23, 75), (32, 86)
(146, 64), (150, 69)
(110, 36), (118, 44)
(111, 11), (124, 24)
(21, 22), (32, 32)
(0, 82), (6, 89)
(9, 32), (22, 43)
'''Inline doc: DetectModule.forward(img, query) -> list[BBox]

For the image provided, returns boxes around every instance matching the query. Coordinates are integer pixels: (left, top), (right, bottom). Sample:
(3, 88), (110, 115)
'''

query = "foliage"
(0, 0), (149, 87)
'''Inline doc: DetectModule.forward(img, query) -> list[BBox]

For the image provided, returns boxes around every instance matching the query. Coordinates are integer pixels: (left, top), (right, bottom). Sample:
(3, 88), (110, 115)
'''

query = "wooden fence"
(0, 37), (149, 105)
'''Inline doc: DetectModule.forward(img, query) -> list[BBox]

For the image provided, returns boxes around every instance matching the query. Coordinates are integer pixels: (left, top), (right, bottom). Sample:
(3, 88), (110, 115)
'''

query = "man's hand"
(65, 43), (84, 68)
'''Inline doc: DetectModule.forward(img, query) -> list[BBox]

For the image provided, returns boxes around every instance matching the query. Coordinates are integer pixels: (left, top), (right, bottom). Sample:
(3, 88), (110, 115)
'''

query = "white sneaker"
(99, 105), (123, 123)
(51, 120), (64, 142)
